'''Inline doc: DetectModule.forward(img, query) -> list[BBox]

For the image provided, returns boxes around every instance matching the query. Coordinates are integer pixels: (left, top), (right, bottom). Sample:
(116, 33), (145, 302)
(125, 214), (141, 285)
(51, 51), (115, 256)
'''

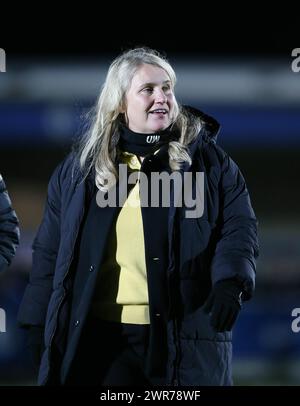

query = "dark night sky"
(3, 32), (296, 58)
(1, 8), (297, 59)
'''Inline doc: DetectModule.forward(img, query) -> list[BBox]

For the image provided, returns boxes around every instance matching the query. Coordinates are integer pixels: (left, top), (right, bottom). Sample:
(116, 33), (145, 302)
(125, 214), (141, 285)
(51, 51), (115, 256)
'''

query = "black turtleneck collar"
(118, 124), (180, 157)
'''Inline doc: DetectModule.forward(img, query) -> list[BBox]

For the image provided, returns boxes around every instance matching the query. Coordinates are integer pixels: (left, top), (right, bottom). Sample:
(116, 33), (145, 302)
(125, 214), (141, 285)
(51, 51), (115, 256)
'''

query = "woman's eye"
(163, 85), (171, 92)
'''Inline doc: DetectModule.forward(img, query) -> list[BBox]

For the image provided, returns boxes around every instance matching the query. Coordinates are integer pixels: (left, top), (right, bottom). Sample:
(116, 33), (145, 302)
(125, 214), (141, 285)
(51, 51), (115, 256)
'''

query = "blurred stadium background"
(0, 33), (300, 386)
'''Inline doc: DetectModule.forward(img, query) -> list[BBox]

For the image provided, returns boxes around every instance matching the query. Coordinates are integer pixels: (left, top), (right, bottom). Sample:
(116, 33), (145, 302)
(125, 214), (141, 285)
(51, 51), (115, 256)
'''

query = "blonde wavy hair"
(77, 47), (202, 192)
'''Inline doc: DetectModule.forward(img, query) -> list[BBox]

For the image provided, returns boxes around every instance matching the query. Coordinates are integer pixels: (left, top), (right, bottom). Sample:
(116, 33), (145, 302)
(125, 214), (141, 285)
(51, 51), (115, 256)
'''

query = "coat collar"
(77, 106), (220, 187)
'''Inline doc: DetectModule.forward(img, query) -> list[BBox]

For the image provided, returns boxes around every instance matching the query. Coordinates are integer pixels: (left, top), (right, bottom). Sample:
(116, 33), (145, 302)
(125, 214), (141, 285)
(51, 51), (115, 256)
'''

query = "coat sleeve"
(210, 153), (259, 299)
(0, 174), (20, 273)
(17, 162), (64, 328)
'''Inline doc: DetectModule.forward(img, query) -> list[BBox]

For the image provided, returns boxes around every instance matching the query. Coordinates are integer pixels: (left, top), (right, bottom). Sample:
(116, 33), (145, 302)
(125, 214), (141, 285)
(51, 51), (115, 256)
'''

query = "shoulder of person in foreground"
(0, 173), (20, 272)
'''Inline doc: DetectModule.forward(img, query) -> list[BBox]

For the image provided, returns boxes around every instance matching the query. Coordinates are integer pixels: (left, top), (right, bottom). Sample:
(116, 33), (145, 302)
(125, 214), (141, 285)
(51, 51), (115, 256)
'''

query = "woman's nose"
(155, 89), (167, 103)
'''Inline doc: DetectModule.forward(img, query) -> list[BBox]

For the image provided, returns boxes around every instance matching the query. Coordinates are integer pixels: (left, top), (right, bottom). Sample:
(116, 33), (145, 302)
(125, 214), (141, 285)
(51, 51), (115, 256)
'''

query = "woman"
(18, 48), (258, 386)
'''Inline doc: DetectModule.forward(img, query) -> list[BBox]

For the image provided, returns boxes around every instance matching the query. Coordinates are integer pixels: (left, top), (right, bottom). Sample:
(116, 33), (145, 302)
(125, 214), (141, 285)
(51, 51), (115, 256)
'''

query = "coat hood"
(183, 105), (220, 144)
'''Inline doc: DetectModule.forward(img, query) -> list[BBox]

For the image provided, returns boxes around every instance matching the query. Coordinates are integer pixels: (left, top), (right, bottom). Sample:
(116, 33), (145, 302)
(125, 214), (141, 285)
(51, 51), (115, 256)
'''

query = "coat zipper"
(169, 208), (181, 386)
(172, 317), (180, 386)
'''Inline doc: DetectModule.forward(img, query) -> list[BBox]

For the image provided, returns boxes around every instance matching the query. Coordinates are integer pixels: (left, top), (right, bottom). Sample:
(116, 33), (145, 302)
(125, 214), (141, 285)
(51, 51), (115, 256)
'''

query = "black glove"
(26, 326), (45, 368)
(203, 278), (243, 332)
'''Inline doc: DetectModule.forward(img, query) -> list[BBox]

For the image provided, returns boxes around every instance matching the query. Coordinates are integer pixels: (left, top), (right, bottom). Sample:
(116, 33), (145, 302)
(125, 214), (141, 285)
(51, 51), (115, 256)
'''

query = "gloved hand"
(203, 278), (243, 332)
(26, 326), (45, 369)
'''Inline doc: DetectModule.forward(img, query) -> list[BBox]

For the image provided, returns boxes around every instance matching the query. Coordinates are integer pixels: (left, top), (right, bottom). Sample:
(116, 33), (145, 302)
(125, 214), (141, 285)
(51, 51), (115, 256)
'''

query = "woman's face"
(124, 63), (175, 134)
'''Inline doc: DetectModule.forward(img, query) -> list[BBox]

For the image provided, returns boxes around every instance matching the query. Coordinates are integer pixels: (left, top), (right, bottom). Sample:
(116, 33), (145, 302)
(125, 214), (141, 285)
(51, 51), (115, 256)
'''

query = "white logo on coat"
(146, 135), (160, 143)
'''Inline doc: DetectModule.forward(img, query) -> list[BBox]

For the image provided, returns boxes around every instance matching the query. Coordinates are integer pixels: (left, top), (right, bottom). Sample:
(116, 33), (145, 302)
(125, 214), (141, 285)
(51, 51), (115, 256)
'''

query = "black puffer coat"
(18, 109), (258, 385)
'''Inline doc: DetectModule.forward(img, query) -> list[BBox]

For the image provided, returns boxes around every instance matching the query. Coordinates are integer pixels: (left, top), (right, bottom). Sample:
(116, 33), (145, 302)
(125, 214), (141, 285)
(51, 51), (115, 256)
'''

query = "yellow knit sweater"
(91, 152), (150, 324)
